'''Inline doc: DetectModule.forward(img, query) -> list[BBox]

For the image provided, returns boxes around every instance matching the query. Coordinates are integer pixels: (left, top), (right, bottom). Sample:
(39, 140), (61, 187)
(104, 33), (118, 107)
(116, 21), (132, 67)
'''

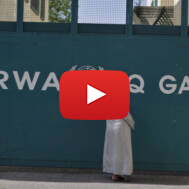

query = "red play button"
(59, 70), (130, 120)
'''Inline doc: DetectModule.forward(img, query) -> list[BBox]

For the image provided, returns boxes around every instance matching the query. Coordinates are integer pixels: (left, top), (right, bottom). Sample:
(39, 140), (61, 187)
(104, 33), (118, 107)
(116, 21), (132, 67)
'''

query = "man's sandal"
(112, 175), (125, 181)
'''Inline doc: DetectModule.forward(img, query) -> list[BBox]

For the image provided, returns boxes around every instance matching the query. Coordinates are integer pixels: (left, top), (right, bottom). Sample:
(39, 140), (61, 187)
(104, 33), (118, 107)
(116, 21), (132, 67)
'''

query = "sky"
(78, 0), (148, 24)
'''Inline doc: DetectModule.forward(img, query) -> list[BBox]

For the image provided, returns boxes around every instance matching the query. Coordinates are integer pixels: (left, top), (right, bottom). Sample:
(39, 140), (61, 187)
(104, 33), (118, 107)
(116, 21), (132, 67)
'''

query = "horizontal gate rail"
(0, 0), (187, 37)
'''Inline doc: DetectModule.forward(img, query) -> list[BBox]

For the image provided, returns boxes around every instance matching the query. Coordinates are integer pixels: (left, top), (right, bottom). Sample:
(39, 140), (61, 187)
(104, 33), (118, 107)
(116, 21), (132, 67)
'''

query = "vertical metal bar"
(127, 0), (133, 36)
(17, 0), (24, 32)
(71, 0), (78, 34)
(181, 0), (188, 37)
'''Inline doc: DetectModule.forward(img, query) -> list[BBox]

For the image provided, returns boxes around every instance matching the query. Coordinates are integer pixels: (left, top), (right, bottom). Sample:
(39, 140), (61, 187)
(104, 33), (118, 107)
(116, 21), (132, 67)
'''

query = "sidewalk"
(0, 167), (189, 189)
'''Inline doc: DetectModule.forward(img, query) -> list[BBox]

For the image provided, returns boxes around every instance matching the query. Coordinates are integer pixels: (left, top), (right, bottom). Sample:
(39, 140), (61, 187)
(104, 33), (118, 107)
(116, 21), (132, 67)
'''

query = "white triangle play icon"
(87, 84), (106, 105)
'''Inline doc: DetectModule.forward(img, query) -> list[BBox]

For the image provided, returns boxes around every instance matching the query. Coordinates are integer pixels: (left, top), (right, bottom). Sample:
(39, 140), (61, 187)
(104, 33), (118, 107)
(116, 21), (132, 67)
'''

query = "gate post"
(181, 0), (188, 37)
(127, 0), (133, 36)
(17, 0), (24, 32)
(71, 0), (78, 34)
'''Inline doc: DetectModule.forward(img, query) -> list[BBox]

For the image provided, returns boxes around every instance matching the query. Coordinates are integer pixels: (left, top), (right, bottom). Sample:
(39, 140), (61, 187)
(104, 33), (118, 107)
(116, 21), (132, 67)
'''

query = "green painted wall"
(0, 32), (188, 171)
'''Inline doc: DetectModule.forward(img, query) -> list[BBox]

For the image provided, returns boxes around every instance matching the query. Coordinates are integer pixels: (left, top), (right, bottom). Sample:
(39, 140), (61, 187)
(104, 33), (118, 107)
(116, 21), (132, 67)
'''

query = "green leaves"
(49, 0), (71, 23)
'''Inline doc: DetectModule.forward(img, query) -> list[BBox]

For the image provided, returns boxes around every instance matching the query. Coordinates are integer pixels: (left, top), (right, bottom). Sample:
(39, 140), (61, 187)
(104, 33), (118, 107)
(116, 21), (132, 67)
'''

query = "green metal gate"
(0, 0), (189, 171)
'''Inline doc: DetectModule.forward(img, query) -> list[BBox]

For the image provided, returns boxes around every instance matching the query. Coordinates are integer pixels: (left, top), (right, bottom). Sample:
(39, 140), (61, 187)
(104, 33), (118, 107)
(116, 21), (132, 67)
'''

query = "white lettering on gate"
(178, 76), (189, 94)
(159, 75), (177, 94)
(41, 72), (59, 91)
(13, 71), (40, 90)
(0, 70), (188, 95)
(129, 74), (144, 94)
(159, 75), (189, 95)
(0, 71), (9, 89)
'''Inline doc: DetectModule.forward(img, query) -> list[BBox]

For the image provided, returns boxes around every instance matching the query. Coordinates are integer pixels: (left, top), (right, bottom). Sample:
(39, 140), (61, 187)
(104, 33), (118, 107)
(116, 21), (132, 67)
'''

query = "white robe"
(103, 113), (135, 176)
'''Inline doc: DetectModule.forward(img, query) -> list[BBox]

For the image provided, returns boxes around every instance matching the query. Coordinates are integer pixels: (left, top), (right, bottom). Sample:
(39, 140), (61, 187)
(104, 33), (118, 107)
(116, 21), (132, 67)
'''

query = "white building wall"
(161, 0), (181, 25)
(0, 0), (49, 22)
(24, 0), (49, 22)
(133, 0), (182, 25)
(174, 0), (181, 25)
(0, 0), (17, 21)
(146, 0), (152, 6)
(160, 0), (174, 6)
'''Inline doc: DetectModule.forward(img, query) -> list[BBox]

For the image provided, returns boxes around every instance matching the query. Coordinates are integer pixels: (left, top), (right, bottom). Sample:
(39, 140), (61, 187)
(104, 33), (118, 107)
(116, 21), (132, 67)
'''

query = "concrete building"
(24, 0), (49, 22)
(0, 0), (49, 22)
(0, 0), (17, 21)
(133, 0), (182, 25)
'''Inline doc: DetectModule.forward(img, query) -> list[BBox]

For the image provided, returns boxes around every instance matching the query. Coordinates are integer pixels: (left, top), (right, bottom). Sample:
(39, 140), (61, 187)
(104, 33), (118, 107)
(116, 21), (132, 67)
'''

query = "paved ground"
(0, 168), (189, 189)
